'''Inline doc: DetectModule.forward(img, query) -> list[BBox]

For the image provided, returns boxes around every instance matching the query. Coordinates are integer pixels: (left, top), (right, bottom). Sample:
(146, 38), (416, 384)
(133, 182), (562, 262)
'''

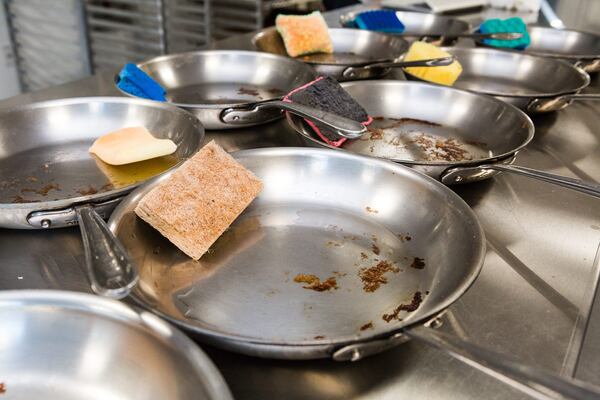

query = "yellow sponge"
(403, 42), (462, 86)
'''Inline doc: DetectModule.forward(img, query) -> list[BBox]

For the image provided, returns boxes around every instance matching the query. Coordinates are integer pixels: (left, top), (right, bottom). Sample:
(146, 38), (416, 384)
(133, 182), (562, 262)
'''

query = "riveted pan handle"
(76, 205), (138, 299)
(342, 56), (454, 80)
(441, 164), (600, 198)
(221, 100), (367, 139)
(529, 93), (600, 113)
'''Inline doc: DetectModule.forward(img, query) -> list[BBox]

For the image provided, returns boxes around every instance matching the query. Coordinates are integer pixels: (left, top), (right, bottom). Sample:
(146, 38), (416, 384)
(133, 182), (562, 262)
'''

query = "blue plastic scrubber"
(480, 17), (530, 50)
(117, 63), (166, 101)
(354, 10), (405, 33)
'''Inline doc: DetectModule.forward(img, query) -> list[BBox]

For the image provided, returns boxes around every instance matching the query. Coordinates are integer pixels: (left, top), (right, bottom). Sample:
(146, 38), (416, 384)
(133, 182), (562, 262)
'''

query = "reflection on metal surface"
(486, 233), (579, 320)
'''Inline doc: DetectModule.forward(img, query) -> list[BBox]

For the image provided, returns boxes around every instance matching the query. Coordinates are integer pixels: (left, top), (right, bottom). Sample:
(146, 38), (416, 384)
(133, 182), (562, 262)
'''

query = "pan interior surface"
(0, 98), (200, 205)
(110, 148), (484, 346)
(290, 81), (532, 165)
(138, 51), (317, 106)
(253, 28), (408, 66)
(441, 47), (589, 97)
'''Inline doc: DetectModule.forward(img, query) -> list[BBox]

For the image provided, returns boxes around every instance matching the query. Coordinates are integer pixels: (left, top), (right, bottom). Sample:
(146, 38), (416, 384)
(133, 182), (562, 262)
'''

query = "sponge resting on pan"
(283, 76), (372, 147)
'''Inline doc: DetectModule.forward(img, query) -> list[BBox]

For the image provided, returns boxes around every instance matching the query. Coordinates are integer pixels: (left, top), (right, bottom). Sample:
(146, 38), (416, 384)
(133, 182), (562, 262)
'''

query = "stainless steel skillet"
(477, 26), (600, 73)
(107, 148), (600, 399)
(340, 9), (474, 46)
(252, 28), (454, 81)
(121, 50), (363, 136)
(405, 47), (598, 113)
(0, 97), (204, 297)
(287, 80), (600, 197)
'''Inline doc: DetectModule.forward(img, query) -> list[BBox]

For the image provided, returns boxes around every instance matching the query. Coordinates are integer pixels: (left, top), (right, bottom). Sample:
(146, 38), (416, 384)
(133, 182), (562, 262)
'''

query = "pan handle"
(528, 93), (600, 113)
(441, 164), (600, 198)
(221, 100), (366, 139)
(76, 205), (138, 299)
(405, 325), (600, 400)
(342, 56), (454, 80)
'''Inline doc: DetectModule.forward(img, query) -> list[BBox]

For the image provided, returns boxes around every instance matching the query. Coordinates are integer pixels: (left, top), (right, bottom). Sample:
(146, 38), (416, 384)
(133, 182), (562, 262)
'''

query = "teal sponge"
(480, 17), (530, 50)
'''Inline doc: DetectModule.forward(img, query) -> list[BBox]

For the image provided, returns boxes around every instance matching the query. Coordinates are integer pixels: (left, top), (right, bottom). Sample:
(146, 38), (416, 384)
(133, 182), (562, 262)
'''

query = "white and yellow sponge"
(403, 42), (462, 86)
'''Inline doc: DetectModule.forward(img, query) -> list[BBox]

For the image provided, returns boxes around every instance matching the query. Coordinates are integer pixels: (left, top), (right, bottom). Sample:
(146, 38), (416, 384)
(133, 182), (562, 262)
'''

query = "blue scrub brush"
(354, 10), (405, 34)
(117, 63), (166, 101)
(479, 17), (530, 49)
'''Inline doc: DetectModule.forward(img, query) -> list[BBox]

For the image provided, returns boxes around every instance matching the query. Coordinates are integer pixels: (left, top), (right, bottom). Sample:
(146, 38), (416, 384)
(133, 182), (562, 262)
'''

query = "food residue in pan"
(0, 382), (5, 394)
(365, 206), (379, 214)
(410, 257), (426, 270)
(398, 233), (412, 242)
(343, 117), (491, 162)
(237, 86), (261, 97)
(360, 322), (374, 331)
(20, 183), (60, 196)
(360, 252), (368, 260)
(26, 176), (38, 183)
(294, 273), (338, 291)
(11, 195), (40, 204)
(382, 291), (424, 322)
(359, 260), (400, 293)
(371, 243), (380, 255)
(314, 335), (325, 339)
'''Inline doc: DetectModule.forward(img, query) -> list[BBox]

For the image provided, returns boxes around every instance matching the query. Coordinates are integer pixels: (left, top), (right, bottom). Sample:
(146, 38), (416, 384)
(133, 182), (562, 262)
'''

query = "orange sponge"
(275, 11), (333, 57)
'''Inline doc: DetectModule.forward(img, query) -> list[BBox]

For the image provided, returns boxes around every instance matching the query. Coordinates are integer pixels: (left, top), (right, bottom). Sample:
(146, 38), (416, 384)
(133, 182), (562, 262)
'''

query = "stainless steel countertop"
(2, 5), (600, 399)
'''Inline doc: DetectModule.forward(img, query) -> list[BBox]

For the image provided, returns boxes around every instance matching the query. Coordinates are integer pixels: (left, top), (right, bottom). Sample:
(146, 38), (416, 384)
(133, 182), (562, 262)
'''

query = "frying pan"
(404, 47), (599, 113)
(107, 148), (600, 399)
(338, 9), (515, 46)
(0, 290), (233, 400)
(477, 26), (600, 73)
(252, 28), (454, 81)
(0, 97), (204, 297)
(286, 80), (600, 197)
(121, 50), (363, 136)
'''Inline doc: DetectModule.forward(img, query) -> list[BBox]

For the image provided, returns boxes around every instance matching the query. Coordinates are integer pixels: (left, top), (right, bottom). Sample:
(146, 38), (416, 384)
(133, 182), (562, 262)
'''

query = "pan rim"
(110, 147), (486, 348)
(0, 289), (234, 400)
(477, 26), (600, 60)
(252, 27), (409, 67)
(0, 96), (203, 212)
(430, 47), (592, 98)
(339, 8), (471, 37)
(287, 80), (535, 167)
(121, 50), (320, 109)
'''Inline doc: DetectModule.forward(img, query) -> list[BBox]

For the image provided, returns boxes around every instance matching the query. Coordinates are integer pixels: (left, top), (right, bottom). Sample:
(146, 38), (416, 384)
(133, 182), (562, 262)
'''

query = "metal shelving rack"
(5, 0), (90, 91)
(85, 0), (211, 72)
(210, 0), (266, 40)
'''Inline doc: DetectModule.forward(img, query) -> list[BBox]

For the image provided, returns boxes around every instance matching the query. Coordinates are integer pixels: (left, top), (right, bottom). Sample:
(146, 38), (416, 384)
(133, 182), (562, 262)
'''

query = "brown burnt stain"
(368, 128), (384, 140)
(411, 257), (426, 270)
(326, 241), (342, 248)
(101, 182), (115, 191)
(412, 134), (472, 162)
(0, 178), (20, 190)
(0, 382), (5, 394)
(332, 271), (347, 278)
(294, 274), (338, 292)
(359, 260), (400, 293)
(237, 87), (260, 97)
(398, 233), (412, 242)
(371, 243), (380, 255)
(77, 186), (98, 196)
(314, 335), (325, 339)
(365, 206), (379, 214)
(465, 139), (488, 147)
(360, 252), (368, 260)
(266, 87), (285, 96)
(11, 195), (40, 204)
(20, 183), (60, 196)
(382, 291), (423, 322)
(26, 176), (38, 183)
(360, 322), (374, 331)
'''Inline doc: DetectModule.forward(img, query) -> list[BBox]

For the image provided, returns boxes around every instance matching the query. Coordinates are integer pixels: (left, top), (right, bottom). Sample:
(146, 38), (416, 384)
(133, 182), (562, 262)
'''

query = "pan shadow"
(449, 178), (495, 209)
(199, 339), (425, 400)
